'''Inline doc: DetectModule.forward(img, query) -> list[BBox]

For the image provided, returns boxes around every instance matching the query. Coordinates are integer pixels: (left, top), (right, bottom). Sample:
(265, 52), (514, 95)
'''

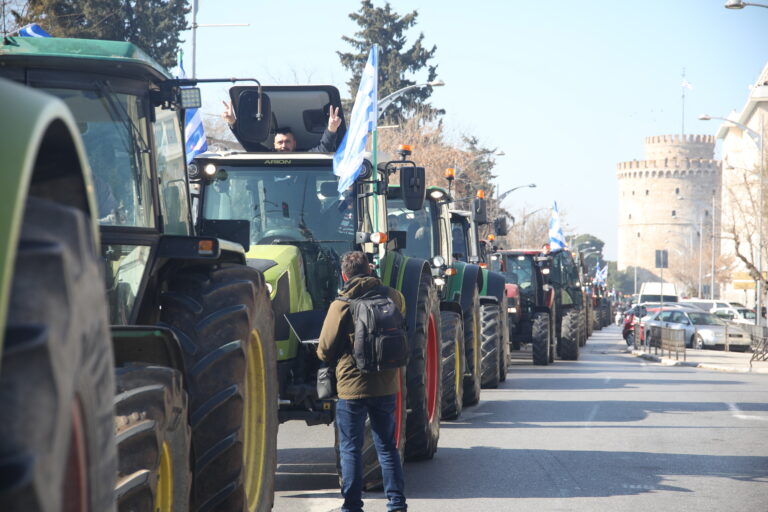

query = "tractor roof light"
(398, 144), (413, 158)
(445, 168), (456, 181)
(488, 234), (496, 242)
(476, 189), (486, 199)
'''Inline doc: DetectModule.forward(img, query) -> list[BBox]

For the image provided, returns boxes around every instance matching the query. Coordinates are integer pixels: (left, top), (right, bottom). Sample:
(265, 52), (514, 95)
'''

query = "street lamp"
(377, 80), (445, 119)
(700, 113), (764, 323)
(498, 183), (536, 203)
(725, 0), (768, 8)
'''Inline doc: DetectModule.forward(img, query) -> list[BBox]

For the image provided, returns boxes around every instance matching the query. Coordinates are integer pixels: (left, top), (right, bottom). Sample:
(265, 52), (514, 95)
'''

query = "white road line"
(727, 402), (768, 421)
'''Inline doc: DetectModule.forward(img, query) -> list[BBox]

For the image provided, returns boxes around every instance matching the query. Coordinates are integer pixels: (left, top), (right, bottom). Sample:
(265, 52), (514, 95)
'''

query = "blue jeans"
(335, 394), (406, 512)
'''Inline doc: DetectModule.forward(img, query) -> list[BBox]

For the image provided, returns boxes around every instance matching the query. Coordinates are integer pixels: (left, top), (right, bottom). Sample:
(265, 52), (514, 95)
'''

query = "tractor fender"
(483, 270), (507, 304)
(440, 300), (463, 316)
(398, 256), (432, 332)
(111, 325), (187, 376)
(0, 78), (98, 351)
(459, 263), (484, 314)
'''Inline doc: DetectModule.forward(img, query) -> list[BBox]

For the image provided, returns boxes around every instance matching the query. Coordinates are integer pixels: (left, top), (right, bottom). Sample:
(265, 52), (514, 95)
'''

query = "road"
(273, 326), (768, 512)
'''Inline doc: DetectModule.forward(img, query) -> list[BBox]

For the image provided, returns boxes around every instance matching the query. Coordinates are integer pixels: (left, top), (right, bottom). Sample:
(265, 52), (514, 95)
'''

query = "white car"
(713, 307), (757, 325)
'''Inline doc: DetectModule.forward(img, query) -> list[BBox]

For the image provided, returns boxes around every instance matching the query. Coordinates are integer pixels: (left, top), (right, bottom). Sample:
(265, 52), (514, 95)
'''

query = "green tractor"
(387, 179), (506, 421)
(448, 198), (510, 390)
(541, 248), (585, 362)
(192, 85), (443, 485)
(0, 37), (279, 512)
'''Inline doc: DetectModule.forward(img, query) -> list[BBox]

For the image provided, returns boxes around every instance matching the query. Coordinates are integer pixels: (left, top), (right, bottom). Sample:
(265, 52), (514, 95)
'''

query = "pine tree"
(338, 0), (442, 124)
(11, 0), (189, 69)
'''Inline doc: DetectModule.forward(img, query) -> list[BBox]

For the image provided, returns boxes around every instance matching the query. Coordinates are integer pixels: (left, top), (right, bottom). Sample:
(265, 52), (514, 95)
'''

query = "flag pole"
(371, 44), (380, 244)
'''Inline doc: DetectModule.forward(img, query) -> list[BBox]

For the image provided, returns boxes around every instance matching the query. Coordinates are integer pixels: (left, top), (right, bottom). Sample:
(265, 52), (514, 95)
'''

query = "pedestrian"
(317, 250), (407, 512)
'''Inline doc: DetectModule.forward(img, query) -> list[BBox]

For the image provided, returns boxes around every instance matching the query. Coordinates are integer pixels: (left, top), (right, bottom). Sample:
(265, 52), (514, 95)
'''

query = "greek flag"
(19, 23), (51, 38)
(334, 45), (378, 195)
(548, 201), (567, 252)
(176, 51), (207, 163)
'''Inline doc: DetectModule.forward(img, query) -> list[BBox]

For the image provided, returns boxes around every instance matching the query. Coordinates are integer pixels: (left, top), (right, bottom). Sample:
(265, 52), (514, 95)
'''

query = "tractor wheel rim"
(63, 399), (87, 512)
(244, 329), (267, 511)
(155, 442), (173, 512)
(426, 313), (438, 422)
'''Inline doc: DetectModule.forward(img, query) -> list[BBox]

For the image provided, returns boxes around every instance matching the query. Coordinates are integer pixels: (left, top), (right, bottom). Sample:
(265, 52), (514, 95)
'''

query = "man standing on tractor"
(317, 251), (408, 512)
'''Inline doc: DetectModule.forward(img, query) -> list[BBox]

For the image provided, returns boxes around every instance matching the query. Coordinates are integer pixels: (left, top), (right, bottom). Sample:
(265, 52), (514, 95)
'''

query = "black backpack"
(338, 286), (408, 373)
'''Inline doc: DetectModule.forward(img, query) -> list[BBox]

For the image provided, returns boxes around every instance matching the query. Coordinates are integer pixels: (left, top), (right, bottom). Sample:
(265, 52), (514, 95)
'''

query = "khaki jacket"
(316, 275), (405, 399)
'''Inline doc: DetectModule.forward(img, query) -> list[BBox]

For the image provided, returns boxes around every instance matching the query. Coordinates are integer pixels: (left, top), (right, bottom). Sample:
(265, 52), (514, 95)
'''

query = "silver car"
(643, 308), (751, 351)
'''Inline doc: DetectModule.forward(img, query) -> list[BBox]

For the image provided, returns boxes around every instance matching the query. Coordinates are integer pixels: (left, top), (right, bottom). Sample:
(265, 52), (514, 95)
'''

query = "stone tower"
(617, 134), (721, 294)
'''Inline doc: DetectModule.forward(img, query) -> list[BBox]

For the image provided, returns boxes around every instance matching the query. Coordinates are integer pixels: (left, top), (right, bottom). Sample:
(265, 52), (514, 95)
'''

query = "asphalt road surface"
(273, 326), (768, 512)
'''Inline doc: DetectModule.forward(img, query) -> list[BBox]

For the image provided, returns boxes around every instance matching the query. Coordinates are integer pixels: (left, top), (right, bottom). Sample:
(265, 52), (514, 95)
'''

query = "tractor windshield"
(504, 254), (536, 295)
(387, 197), (437, 260)
(42, 86), (155, 228)
(201, 167), (355, 256)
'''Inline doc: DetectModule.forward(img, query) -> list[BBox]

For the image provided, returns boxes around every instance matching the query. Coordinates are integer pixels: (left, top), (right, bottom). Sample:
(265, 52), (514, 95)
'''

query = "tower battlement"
(645, 134), (716, 146)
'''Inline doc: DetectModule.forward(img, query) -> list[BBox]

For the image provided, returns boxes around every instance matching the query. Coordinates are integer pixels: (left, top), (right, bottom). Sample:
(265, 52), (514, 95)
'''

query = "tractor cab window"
(43, 87), (155, 228)
(451, 220), (470, 262)
(387, 198), (437, 260)
(504, 254), (535, 295)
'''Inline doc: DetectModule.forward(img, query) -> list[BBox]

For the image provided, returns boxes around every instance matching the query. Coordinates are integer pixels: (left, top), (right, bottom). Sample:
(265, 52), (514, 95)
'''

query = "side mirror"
(473, 198), (488, 225)
(494, 217), (508, 236)
(231, 89), (272, 147)
(400, 165), (426, 211)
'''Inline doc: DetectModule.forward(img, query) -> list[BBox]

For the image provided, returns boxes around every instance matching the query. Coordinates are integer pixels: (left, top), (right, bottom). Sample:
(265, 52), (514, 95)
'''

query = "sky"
(181, 0), (768, 260)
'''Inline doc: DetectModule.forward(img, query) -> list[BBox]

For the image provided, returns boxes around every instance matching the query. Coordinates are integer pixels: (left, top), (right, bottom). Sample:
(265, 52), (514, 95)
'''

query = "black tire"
(160, 264), (278, 512)
(694, 334), (704, 350)
(462, 287), (482, 406)
(560, 309), (580, 361)
(626, 331), (634, 347)
(511, 327), (521, 351)
(498, 295), (510, 383)
(114, 365), (191, 511)
(440, 310), (464, 420)
(404, 271), (442, 461)
(531, 312), (551, 365)
(578, 309), (587, 347)
(480, 303), (501, 389)
(336, 368), (407, 491)
(0, 197), (116, 512)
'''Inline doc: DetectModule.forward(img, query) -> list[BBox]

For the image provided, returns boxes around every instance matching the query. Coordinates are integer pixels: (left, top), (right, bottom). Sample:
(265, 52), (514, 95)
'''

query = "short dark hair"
(341, 251), (370, 278)
(275, 127), (294, 136)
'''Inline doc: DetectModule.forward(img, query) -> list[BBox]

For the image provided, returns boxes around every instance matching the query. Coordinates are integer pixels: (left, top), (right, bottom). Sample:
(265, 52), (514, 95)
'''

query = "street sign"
(734, 281), (756, 290)
(655, 249), (668, 269)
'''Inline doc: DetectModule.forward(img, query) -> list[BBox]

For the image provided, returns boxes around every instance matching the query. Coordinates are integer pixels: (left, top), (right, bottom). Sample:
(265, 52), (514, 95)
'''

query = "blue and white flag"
(176, 51), (207, 163)
(333, 45), (378, 195)
(548, 201), (567, 252)
(19, 23), (51, 38)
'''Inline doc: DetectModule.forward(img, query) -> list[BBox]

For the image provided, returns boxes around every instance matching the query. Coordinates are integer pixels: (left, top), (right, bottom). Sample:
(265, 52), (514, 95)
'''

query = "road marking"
(727, 402), (768, 421)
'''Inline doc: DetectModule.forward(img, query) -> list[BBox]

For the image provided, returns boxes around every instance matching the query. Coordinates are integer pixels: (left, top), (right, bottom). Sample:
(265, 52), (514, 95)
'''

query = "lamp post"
(377, 80), (445, 119)
(498, 183), (536, 203)
(700, 113), (764, 323)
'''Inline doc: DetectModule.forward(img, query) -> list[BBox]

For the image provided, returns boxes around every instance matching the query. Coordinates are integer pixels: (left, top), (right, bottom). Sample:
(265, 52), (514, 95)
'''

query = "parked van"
(638, 282), (679, 304)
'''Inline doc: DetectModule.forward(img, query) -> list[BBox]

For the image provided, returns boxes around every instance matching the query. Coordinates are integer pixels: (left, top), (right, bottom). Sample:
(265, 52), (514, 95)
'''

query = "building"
(716, 63), (768, 309)
(617, 134), (722, 297)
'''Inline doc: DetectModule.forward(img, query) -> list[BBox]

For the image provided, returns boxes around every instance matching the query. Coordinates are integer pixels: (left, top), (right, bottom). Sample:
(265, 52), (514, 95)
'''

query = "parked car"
(680, 299), (732, 313)
(713, 307), (757, 325)
(643, 308), (751, 351)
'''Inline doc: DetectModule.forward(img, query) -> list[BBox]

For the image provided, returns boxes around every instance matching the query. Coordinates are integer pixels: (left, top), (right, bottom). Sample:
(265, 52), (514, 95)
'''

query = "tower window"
(637, 232), (641, 238)
(672, 210), (676, 217)
(705, 210), (709, 217)
(675, 187), (680, 194)
(645, 190), (649, 196)
(632, 191), (635, 196)
(629, 214), (632, 219)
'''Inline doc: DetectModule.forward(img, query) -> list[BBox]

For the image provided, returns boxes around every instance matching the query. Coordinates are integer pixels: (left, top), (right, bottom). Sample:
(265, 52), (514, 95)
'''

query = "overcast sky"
(182, 0), (768, 259)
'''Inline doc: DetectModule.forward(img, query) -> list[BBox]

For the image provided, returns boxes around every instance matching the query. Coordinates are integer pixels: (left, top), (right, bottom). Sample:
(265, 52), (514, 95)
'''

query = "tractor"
(0, 37), (278, 512)
(192, 85), (443, 487)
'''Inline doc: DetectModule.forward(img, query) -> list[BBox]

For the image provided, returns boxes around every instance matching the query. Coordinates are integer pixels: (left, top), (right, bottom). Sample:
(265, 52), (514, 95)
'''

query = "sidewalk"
(630, 346), (768, 374)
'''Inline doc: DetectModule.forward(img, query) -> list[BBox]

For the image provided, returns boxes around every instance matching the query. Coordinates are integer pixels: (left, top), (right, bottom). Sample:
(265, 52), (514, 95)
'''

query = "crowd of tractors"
(0, 36), (612, 511)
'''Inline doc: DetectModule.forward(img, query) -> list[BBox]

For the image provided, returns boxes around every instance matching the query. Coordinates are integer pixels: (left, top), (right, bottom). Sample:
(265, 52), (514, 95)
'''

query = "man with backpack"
(317, 250), (408, 512)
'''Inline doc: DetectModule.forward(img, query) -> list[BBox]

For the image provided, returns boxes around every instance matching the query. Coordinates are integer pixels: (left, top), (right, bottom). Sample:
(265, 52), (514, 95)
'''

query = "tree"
(11, 0), (189, 68)
(338, 0), (442, 123)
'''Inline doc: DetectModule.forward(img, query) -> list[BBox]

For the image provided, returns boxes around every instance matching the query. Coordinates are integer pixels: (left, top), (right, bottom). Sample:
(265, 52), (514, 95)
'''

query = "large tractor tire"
(160, 264), (278, 512)
(578, 309), (587, 347)
(498, 295), (510, 383)
(440, 310), (464, 420)
(462, 287), (482, 406)
(531, 311), (551, 366)
(335, 369), (407, 491)
(480, 303), (501, 389)
(404, 271), (442, 461)
(560, 309), (580, 361)
(114, 365), (191, 511)
(0, 197), (116, 511)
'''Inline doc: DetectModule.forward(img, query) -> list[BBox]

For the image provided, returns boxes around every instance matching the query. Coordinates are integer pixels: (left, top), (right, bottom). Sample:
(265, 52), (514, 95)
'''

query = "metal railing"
(659, 327), (686, 361)
(743, 324), (768, 365)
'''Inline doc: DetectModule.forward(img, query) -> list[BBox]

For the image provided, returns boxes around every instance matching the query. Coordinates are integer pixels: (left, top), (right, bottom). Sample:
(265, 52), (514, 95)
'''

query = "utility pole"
(190, 0), (249, 79)
(711, 193), (716, 299)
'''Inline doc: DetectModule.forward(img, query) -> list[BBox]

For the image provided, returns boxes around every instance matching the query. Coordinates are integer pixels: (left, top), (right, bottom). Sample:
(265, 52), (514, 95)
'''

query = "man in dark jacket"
(317, 251), (407, 512)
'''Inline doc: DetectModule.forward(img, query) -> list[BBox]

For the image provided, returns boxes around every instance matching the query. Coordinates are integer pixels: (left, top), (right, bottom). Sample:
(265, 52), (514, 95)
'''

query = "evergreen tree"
(12, 0), (189, 69)
(338, 0), (442, 123)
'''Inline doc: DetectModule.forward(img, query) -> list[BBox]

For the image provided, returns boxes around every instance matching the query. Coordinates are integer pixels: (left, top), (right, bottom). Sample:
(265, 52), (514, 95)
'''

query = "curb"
(630, 350), (768, 374)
